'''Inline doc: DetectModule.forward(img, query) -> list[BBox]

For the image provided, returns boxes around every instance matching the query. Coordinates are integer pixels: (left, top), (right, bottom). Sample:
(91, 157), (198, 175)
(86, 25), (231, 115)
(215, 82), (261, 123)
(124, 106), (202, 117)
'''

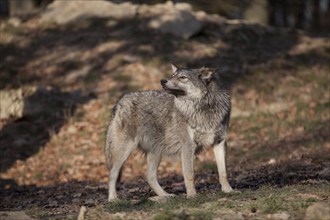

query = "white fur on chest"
(188, 126), (215, 148)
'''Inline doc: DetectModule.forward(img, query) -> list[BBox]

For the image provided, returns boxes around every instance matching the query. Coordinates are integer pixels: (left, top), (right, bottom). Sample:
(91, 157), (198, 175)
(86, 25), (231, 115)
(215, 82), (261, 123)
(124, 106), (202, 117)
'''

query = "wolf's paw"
(222, 188), (241, 194)
(221, 186), (234, 193)
(186, 192), (197, 198)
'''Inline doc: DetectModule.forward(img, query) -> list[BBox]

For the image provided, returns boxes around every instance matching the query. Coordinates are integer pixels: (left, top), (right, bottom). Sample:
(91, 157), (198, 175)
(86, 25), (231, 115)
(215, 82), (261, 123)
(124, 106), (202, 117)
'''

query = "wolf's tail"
(104, 124), (123, 183)
(104, 125), (112, 171)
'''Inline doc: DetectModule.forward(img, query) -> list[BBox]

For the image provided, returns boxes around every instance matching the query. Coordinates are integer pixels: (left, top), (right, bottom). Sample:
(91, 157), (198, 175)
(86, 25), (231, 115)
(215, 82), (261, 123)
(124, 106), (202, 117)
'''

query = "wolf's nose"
(160, 79), (168, 85)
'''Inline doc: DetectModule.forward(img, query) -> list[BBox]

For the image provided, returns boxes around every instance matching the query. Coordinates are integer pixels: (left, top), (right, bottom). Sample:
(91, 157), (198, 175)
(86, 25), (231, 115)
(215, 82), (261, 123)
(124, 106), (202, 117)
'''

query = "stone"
(267, 212), (290, 220)
(174, 2), (193, 11)
(0, 87), (34, 119)
(0, 211), (35, 220)
(149, 9), (201, 39)
(8, 17), (21, 27)
(305, 202), (330, 220)
(0, 86), (80, 120)
(40, 0), (137, 25)
(77, 206), (87, 220)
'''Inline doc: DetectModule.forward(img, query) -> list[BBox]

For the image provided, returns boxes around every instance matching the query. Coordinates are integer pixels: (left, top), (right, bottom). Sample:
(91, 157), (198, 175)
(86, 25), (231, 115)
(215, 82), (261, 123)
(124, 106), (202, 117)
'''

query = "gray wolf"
(104, 64), (234, 201)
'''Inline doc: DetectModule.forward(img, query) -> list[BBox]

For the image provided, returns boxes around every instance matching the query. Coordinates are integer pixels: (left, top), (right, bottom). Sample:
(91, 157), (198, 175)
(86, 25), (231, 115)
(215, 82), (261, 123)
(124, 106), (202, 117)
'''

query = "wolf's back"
(111, 90), (174, 122)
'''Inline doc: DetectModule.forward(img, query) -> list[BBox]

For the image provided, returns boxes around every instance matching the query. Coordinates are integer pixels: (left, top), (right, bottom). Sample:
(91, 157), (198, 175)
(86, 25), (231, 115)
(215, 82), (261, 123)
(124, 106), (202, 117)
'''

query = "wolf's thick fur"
(105, 65), (234, 201)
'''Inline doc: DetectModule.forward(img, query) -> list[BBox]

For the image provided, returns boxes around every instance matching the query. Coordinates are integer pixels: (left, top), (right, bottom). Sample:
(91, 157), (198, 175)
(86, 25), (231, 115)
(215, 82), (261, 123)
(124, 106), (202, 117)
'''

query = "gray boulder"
(0, 86), (80, 120)
(40, 0), (137, 25)
(147, 1), (202, 39)
(0, 87), (33, 119)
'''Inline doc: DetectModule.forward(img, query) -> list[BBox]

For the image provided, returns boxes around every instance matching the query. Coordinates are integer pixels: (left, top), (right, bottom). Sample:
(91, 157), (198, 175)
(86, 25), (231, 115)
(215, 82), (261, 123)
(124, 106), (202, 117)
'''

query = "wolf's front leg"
(181, 146), (197, 197)
(213, 140), (234, 193)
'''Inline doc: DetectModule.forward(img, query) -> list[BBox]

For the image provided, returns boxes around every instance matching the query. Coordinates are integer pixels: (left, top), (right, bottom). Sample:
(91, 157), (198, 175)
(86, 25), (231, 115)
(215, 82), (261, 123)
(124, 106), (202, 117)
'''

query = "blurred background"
(0, 0), (329, 217)
(2, 0), (330, 31)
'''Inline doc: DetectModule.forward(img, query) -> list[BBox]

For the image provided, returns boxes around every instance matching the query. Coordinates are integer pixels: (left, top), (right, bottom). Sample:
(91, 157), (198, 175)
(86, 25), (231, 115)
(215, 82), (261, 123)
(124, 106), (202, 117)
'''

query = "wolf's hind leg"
(147, 153), (171, 197)
(108, 141), (135, 201)
(213, 140), (234, 193)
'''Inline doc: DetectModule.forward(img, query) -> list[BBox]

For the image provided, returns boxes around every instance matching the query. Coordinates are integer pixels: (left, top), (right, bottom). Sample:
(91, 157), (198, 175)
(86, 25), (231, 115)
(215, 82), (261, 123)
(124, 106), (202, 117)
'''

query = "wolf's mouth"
(162, 85), (186, 96)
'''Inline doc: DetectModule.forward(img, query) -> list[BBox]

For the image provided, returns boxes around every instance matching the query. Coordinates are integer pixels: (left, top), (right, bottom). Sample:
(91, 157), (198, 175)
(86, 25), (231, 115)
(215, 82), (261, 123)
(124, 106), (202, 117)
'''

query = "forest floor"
(0, 3), (329, 220)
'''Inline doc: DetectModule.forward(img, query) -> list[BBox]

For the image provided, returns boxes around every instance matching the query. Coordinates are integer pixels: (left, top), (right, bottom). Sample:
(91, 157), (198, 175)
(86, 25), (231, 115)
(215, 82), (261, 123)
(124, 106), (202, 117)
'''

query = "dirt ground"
(0, 4), (329, 219)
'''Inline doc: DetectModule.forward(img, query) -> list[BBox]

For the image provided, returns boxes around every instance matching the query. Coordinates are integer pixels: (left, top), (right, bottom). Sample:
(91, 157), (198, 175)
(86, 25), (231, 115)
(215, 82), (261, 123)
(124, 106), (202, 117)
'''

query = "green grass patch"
(104, 183), (330, 219)
(106, 194), (216, 214)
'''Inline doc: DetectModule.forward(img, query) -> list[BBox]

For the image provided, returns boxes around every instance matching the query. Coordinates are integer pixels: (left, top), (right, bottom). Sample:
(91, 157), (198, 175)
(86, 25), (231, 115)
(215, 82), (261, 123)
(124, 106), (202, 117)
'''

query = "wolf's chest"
(188, 127), (215, 148)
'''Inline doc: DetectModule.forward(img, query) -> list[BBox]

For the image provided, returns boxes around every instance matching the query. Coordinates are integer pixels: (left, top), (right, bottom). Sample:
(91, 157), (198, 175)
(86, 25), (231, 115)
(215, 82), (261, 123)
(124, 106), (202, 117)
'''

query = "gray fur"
(105, 65), (234, 201)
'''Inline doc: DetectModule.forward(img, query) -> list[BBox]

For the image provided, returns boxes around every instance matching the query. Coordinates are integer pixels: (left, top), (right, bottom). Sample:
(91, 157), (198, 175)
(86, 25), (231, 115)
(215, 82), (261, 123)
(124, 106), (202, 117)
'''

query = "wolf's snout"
(160, 79), (168, 85)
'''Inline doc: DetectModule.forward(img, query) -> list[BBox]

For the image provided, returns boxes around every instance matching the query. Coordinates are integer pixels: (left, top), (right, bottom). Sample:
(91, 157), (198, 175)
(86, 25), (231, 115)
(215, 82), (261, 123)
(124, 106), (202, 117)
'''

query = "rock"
(40, 0), (137, 25)
(147, 1), (202, 39)
(0, 211), (36, 220)
(0, 86), (80, 120)
(138, 1), (191, 16)
(148, 10), (201, 39)
(174, 2), (193, 11)
(267, 158), (276, 165)
(77, 206), (87, 220)
(267, 212), (290, 220)
(196, 11), (226, 25)
(41, 0), (201, 38)
(0, 87), (34, 119)
(305, 202), (330, 220)
(8, 17), (21, 27)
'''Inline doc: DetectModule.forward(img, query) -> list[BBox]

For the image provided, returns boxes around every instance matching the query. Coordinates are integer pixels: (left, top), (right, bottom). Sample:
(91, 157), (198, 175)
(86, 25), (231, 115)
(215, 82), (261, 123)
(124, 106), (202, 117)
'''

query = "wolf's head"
(161, 64), (217, 98)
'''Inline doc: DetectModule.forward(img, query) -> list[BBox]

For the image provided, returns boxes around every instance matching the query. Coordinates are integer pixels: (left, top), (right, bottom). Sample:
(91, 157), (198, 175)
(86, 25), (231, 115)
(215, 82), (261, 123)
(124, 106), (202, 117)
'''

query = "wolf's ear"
(199, 68), (217, 84)
(171, 63), (179, 74)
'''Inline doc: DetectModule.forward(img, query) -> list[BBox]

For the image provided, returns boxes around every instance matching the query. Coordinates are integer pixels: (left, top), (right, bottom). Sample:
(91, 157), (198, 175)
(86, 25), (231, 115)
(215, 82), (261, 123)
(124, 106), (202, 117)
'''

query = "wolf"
(104, 64), (234, 201)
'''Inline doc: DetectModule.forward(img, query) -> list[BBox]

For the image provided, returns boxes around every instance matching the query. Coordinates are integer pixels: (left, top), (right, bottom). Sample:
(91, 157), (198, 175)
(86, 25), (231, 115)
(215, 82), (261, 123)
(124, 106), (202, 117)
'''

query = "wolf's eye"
(179, 76), (187, 80)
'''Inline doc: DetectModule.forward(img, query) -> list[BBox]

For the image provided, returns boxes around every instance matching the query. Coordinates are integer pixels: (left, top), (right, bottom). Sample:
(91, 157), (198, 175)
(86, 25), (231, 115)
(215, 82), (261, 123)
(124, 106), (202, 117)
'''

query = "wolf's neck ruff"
(174, 82), (230, 132)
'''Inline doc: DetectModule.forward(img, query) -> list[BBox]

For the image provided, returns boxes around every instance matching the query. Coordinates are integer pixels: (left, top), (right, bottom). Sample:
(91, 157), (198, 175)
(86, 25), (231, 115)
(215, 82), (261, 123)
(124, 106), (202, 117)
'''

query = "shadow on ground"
(0, 17), (307, 90)
(0, 88), (95, 172)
